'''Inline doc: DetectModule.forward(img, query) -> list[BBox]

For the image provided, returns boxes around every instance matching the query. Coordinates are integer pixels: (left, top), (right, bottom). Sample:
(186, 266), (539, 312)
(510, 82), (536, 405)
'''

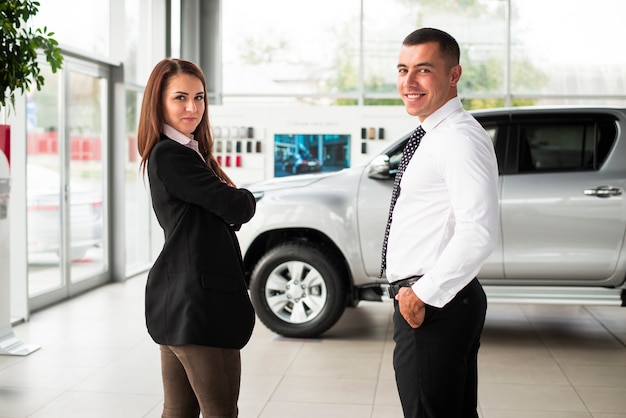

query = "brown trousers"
(160, 344), (241, 418)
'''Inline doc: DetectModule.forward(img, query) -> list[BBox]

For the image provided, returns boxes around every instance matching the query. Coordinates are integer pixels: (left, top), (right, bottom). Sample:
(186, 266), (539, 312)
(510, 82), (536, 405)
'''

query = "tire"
(250, 242), (347, 338)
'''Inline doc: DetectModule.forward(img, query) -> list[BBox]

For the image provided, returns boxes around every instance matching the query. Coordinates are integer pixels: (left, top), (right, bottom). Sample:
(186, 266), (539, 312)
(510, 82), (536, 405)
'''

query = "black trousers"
(393, 278), (487, 418)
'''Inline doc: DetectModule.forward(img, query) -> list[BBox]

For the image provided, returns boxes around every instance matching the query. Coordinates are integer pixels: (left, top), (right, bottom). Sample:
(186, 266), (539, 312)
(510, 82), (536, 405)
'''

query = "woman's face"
(162, 73), (205, 138)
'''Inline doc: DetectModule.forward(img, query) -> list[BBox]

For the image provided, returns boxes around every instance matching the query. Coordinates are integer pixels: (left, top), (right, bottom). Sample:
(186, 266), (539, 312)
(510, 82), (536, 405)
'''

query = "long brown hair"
(137, 58), (233, 184)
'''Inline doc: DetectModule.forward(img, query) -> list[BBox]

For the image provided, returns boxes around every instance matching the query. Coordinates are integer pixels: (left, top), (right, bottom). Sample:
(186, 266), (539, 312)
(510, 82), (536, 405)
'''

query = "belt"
(387, 276), (422, 299)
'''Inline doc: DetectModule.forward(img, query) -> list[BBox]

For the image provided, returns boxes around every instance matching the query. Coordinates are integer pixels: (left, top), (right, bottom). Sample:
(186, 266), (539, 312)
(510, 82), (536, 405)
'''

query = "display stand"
(0, 125), (39, 356)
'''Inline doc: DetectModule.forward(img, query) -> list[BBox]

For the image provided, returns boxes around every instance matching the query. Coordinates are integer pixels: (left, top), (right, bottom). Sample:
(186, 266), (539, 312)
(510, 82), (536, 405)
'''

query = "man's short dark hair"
(403, 28), (460, 65)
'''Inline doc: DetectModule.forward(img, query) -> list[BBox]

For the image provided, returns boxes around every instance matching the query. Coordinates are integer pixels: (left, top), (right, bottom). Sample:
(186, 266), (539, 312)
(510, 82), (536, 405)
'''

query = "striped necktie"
(380, 125), (426, 277)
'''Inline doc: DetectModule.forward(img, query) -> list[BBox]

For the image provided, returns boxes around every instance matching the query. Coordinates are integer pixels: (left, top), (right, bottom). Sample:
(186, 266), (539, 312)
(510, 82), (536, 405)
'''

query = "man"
(382, 28), (499, 417)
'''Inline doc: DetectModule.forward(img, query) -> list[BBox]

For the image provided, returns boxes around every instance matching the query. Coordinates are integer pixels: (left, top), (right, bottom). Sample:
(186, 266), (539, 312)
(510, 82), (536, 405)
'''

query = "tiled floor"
(2, 273), (626, 418)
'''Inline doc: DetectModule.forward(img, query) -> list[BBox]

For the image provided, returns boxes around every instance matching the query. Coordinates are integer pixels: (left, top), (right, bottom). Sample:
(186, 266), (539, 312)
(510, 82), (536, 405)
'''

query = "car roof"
(470, 105), (626, 118)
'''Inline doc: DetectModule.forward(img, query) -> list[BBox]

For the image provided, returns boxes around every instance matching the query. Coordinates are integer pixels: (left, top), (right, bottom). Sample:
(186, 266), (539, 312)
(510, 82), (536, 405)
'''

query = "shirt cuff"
(411, 276), (453, 308)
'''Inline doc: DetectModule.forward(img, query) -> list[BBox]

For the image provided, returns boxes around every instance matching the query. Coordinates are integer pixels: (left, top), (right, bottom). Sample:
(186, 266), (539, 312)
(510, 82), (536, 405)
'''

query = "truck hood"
(242, 171), (340, 193)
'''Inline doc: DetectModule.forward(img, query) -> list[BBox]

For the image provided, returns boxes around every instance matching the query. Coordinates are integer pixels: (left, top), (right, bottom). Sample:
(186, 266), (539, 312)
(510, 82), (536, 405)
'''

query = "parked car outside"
(237, 106), (626, 338)
(283, 151), (323, 174)
(27, 164), (103, 263)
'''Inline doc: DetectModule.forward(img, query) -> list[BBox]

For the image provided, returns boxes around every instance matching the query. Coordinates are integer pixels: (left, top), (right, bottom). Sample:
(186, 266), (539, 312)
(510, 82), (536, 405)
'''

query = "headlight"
(252, 191), (264, 202)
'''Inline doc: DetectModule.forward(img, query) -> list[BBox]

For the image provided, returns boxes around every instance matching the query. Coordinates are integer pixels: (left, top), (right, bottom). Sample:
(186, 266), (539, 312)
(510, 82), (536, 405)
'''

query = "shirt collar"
(420, 97), (463, 132)
(163, 124), (194, 145)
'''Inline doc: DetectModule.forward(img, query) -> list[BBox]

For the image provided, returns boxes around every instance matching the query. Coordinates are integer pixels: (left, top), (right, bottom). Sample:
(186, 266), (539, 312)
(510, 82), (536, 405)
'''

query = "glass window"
(512, 0), (626, 101)
(26, 67), (62, 296)
(33, 0), (110, 58)
(363, 0), (509, 104)
(221, 0), (626, 107)
(124, 0), (140, 83)
(222, 0), (361, 103)
(26, 63), (109, 297)
(522, 124), (589, 171)
(518, 119), (617, 173)
(125, 89), (152, 274)
(125, 0), (156, 84)
(67, 70), (107, 283)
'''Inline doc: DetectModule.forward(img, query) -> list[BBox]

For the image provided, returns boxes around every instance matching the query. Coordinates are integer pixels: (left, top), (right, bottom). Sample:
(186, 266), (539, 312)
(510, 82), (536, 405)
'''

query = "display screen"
(274, 134), (350, 177)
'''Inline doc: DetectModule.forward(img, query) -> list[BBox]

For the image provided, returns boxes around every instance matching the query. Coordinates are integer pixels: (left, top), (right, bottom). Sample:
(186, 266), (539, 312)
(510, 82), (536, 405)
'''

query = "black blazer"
(145, 136), (256, 349)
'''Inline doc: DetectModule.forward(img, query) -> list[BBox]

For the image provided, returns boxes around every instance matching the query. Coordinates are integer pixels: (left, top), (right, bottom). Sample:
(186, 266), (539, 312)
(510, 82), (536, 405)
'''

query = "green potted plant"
(1, 0), (63, 117)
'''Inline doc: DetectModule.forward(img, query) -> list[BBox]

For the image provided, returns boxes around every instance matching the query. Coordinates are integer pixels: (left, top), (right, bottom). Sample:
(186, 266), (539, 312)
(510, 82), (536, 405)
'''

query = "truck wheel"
(250, 242), (347, 338)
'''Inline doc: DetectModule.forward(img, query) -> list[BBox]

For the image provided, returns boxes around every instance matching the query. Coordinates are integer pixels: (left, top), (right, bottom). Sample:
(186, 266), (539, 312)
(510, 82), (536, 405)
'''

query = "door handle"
(583, 186), (623, 198)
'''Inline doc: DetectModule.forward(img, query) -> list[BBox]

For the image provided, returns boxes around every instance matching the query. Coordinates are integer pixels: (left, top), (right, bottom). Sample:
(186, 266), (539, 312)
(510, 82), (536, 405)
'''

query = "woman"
(137, 58), (256, 418)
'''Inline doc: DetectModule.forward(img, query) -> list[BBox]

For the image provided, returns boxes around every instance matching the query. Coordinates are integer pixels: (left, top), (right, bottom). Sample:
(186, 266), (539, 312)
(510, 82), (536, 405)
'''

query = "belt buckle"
(388, 277), (419, 299)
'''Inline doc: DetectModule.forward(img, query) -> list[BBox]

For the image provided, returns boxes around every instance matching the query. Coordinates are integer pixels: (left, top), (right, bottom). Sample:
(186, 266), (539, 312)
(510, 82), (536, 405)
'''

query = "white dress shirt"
(385, 97), (499, 308)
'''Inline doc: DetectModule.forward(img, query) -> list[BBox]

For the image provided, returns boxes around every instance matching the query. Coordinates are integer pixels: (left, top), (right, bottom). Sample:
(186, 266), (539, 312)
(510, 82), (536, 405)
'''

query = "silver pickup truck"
(237, 106), (626, 338)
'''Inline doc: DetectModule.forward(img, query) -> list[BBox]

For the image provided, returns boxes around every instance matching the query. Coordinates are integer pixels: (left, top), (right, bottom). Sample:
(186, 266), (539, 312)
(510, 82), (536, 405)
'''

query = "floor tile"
(373, 378), (400, 406)
(2, 273), (626, 417)
(576, 386), (626, 415)
(479, 382), (588, 412)
(255, 401), (372, 418)
(26, 391), (162, 418)
(479, 357), (569, 385)
(271, 375), (377, 404)
(239, 373), (283, 401)
(480, 410), (591, 418)
(0, 360), (99, 391)
(561, 363), (626, 387)
(0, 388), (64, 417)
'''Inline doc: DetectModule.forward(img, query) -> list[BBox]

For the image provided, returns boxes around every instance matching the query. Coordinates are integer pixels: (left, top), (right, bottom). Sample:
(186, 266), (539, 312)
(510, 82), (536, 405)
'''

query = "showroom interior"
(1, 0), (626, 417)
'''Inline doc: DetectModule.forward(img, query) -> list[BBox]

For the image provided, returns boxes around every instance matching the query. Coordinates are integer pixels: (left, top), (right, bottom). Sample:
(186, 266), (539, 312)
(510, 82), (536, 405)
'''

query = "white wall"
(208, 105), (417, 186)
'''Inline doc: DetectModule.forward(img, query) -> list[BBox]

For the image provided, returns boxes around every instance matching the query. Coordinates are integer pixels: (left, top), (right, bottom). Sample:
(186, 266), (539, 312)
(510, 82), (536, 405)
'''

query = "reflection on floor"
(27, 246), (104, 297)
(2, 273), (626, 417)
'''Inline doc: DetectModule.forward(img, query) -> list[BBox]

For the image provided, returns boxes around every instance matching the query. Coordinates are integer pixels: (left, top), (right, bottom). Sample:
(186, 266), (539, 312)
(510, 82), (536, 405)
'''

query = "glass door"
(26, 66), (63, 296)
(66, 70), (107, 288)
(26, 57), (109, 307)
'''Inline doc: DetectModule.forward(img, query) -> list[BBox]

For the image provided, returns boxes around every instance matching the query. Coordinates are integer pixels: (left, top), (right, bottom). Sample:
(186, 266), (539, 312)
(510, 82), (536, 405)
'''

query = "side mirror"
(367, 154), (392, 180)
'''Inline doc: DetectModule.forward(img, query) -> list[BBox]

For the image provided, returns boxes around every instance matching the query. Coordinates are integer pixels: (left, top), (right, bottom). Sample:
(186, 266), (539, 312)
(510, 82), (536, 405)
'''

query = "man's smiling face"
(396, 41), (461, 121)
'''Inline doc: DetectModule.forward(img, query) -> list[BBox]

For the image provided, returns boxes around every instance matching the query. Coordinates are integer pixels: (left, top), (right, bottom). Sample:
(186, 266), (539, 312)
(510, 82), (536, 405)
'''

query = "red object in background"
(225, 156), (231, 167)
(216, 155), (222, 165)
(27, 131), (58, 155)
(0, 125), (10, 166)
(25, 132), (104, 161)
(128, 135), (137, 162)
(235, 155), (241, 167)
(69, 137), (102, 161)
